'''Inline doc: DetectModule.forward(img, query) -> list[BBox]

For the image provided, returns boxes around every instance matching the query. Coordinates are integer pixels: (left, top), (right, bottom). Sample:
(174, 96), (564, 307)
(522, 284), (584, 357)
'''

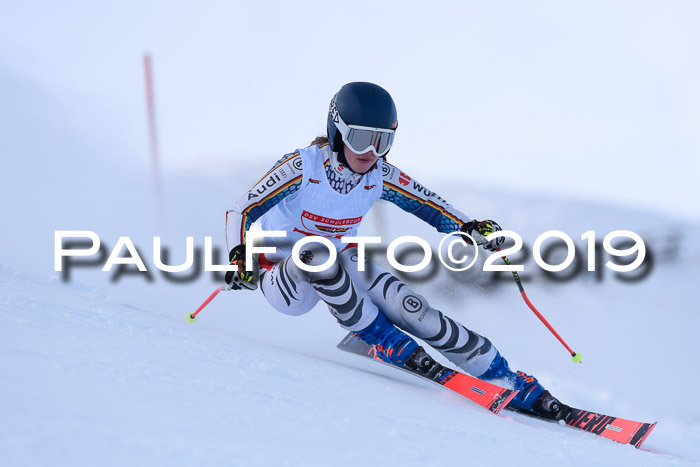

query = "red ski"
(562, 408), (656, 449)
(338, 332), (656, 448)
(337, 333), (517, 414)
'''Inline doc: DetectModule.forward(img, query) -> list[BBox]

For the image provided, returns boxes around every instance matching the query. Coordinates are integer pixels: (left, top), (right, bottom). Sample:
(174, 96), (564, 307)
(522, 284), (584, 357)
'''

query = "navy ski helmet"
(327, 82), (398, 158)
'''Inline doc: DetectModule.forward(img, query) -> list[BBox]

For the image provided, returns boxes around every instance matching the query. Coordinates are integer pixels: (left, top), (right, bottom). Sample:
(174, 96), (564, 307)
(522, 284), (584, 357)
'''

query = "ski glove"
(460, 219), (505, 252)
(225, 244), (259, 290)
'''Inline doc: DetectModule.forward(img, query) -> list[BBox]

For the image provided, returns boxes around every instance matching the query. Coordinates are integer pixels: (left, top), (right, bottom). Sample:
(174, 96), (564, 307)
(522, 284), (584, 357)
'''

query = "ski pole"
(500, 255), (582, 363)
(186, 285), (231, 323)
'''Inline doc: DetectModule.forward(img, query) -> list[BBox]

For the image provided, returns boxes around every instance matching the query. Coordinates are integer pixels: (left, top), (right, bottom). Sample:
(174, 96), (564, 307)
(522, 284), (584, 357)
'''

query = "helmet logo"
(392, 121), (397, 128)
(329, 94), (340, 123)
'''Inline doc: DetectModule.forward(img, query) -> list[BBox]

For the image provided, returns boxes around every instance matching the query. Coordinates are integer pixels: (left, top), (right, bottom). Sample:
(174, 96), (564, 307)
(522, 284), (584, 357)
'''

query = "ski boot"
(355, 312), (419, 366)
(480, 352), (567, 420)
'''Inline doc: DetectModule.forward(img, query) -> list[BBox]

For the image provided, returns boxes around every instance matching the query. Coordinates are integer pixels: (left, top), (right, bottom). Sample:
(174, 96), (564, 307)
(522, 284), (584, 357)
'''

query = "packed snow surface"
(1, 257), (697, 467)
(2, 171), (699, 466)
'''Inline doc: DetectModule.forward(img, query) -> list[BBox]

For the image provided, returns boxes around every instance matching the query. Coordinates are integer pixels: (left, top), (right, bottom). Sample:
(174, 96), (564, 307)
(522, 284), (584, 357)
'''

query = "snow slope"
(2, 89), (700, 464)
(1, 262), (695, 467)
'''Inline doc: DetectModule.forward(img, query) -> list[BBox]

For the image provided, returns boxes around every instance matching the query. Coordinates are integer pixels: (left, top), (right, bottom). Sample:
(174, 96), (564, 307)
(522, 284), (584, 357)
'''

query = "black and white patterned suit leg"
(260, 243), (378, 332)
(340, 247), (498, 377)
(260, 257), (319, 317)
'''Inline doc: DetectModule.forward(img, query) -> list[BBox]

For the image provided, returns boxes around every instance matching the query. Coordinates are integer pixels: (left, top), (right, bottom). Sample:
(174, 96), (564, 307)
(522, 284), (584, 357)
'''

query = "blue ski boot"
(355, 312), (419, 366)
(480, 352), (565, 419)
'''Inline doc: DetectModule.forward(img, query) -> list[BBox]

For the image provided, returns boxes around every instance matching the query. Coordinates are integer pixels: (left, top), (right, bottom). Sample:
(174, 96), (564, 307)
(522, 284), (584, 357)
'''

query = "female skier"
(225, 82), (562, 418)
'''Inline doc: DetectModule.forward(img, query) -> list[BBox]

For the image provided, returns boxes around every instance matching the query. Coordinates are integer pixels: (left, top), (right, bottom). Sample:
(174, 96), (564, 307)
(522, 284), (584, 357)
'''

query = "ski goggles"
(335, 113), (395, 157)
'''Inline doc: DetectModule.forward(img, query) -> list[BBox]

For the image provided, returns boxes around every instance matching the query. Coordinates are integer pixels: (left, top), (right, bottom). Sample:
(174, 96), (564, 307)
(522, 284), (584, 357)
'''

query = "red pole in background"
(143, 53), (162, 203)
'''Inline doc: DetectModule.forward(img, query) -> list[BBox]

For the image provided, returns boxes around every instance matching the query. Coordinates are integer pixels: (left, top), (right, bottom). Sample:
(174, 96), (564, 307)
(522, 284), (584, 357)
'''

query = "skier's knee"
(291, 242), (341, 282)
(394, 288), (433, 334)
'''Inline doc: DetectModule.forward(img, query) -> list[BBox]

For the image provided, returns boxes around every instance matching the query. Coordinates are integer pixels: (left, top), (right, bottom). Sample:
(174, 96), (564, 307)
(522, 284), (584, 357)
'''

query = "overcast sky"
(2, 0), (699, 220)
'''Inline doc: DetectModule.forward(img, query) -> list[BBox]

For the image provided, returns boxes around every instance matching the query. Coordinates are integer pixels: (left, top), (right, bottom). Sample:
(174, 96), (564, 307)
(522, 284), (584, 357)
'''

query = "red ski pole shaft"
(500, 255), (581, 363)
(186, 285), (230, 323)
(519, 288), (576, 356)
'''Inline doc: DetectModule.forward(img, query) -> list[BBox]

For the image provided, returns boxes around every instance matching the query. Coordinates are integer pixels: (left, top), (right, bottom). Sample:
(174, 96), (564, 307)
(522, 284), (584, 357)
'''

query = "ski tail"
(631, 422), (657, 449)
(338, 332), (518, 414)
(564, 409), (657, 449)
